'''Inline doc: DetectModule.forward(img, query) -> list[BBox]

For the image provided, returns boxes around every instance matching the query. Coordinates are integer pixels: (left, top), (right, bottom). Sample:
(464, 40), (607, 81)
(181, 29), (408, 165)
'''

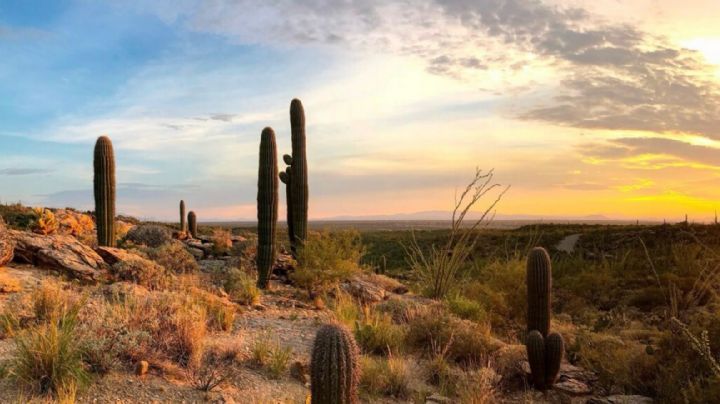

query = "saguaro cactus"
(93, 136), (116, 247)
(525, 247), (564, 390)
(280, 98), (309, 257)
(257, 127), (278, 289)
(179, 200), (186, 233)
(310, 323), (360, 404)
(188, 211), (197, 238)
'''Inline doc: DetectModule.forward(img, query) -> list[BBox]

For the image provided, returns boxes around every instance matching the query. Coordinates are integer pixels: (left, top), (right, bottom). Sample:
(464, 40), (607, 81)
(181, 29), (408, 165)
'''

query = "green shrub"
(111, 256), (170, 290)
(446, 294), (487, 323)
(359, 355), (411, 399)
(291, 230), (364, 296)
(223, 268), (260, 305)
(6, 309), (89, 396)
(354, 306), (406, 355)
(145, 242), (199, 274)
(124, 224), (172, 248)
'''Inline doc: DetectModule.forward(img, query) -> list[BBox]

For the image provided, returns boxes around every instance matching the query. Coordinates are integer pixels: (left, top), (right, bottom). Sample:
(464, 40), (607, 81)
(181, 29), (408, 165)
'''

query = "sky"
(2, 0), (720, 222)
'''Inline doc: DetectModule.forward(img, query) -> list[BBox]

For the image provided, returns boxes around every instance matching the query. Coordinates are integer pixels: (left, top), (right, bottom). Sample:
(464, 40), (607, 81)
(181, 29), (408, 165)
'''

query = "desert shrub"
(376, 298), (418, 323)
(359, 355), (411, 399)
(291, 230), (364, 297)
(354, 306), (407, 355)
(454, 367), (497, 404)
(446, 293), (487, 323)
(30, 207), (59, 235)
(331, 290), (361, 327)
(124, 224), (172, 248)
(55, 209), (95, 243)
(211, 228), (232, 256)
(267, 344), (292, 379)
(223, 268), (260, 305)
(188, 288), (235, 332)
(111, 256), (170, 290)
(145, 241), (199, 274)
(404, 169), (505, 299)
(250, 333), (292, 378)
(6, 309), (89, 396)
(572, 330), (657, 395)
(189, 345), (237, 392)
(0, 203), (36, 229)
(32, 280), (76, 324)
(406, 305), (496, 364)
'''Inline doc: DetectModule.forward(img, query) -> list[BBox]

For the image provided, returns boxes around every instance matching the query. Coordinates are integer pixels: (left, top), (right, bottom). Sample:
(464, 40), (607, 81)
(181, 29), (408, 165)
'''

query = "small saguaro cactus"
(310, 323), (360, 404)
(256, 127), (279, 289)
(188, 211), (197, 238)
(179, 200), (187, 233)
(280, 98), (309, 258)
(525, 247), (564, 390)
(93, 136), (116, 247)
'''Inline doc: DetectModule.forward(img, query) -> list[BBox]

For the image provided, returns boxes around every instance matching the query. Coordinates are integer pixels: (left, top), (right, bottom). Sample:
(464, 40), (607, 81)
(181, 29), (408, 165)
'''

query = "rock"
(290, 361), (309, 384)
(95, 246), (141, 265)
(10, 230), (107, 282)
(587, 395), (653, 404)
(426, 393), (452, 403)
(136, 360), (149, 376)
(342, 275), (386, 303)
(187, 247), (204, 261)
(555, 378), (592, 396)
(0, 222), (14, 267)
(199, 259), (229, 273)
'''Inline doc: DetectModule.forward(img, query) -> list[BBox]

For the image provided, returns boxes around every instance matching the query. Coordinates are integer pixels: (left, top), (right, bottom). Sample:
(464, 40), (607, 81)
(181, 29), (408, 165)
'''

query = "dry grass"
(211, 229), (233, 256)
(145, 242), (199, 274)
(0, 271), (21, 293)
(354, 305), (407, 356)
(223, 268), (261, 305)
(359, 354), (412, 399)
(250, 332), (292, 379)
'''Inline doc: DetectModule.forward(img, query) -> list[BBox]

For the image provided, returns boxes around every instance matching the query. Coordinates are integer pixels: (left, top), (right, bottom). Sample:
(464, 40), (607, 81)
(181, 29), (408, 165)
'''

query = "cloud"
(0, 168), (52, 176)
(579, 137), (720, 169)
(133, 0), (720, 139)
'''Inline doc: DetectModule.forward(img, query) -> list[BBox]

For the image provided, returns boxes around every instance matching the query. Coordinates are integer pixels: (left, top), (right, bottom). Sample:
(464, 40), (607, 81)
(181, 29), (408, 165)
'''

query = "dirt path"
(556, 233), (581, 253)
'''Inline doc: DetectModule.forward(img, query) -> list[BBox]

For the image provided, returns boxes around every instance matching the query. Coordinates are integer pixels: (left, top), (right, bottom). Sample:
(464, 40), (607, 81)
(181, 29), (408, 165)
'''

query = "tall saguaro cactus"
(310, 323), (360, 404)
(525, 247), (564, 390)
(93, 136), (116, 247)
(281, 98), (309, 257)
(188, 211), (197, 238)
(179, 200), (187, 233)
(257, 127), (279, 289)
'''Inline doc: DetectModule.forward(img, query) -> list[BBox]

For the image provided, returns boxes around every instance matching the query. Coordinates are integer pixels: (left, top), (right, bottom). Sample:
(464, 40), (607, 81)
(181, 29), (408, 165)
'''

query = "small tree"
(405, 168), (507, 299)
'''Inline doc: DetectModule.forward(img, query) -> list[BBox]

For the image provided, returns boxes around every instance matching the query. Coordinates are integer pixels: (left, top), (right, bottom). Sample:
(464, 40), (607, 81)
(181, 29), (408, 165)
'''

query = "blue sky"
(2, 0), (720, 221)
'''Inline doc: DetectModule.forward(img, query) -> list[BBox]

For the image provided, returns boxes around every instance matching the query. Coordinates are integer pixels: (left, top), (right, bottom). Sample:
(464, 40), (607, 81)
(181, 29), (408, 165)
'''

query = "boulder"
(0, 222), (14, 267)
(342, 275), (386, 303)
(95, 246), (142, 265)
(588, 396), (653, 404)
(10, 230), (106, 282)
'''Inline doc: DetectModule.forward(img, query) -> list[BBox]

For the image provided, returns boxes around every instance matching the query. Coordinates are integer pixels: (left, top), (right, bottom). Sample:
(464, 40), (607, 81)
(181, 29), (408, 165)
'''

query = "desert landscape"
(3, 1), (720, 403)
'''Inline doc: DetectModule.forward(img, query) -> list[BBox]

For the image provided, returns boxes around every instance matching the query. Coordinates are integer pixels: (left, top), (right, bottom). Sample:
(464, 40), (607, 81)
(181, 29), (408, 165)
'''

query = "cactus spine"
(310, 323), (360, 404)
(179, 200), (186, 233)
(93, 136), (116, 247)
(257, 127), (278, 289)
(188, 211), (197, 238)
(281, 98), (308, 257)
(525, 247), (564, 390)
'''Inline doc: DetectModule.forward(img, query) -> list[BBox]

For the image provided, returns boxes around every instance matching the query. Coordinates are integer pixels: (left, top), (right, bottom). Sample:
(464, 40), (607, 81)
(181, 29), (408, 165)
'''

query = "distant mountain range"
(321, 210), (613, 222)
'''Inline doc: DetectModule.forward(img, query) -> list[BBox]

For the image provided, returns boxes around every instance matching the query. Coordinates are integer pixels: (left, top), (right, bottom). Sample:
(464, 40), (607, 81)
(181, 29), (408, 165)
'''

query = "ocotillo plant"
(93, 136), (116, 247)
(279, 161), (294, 251)
(525, 247), (564, 390)
(188, 211), (197, 238)
(179, 200), (186, 233)
(281, 98), (309, 257)
(310, 323), (360, 404)
(257, 127), (278, 289)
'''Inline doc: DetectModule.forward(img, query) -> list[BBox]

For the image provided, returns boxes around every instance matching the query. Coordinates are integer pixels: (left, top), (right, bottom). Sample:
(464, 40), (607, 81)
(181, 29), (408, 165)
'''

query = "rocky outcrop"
(10, 230), (107, 282)
(95, 246), (142, 265)
(0, 220), (14, 267)
(342, 275), (387, 303)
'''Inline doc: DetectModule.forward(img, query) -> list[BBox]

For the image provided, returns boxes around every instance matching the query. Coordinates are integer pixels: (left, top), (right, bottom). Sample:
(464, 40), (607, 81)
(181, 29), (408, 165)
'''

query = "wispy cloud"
(0, 168), (52, 176)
